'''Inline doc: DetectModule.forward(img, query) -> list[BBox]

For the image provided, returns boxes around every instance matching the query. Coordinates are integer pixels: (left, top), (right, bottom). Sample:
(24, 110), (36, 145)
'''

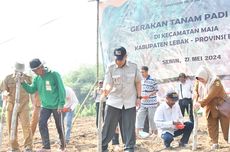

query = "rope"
(72, 80), (98, 125)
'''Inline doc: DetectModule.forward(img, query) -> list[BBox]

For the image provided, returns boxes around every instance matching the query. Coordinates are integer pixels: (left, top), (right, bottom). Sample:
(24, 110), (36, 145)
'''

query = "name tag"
(112, 75), (121, 85)
(46, 81), (52, 91)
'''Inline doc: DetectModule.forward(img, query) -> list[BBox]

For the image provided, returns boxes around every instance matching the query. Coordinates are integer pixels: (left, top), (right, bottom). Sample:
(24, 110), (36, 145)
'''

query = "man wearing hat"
(21, 58), (66, 152)
(177, 73), (194, 122)
(101, 46), (142, 152)
(93, 80), (105, 128)
(154, 90), (194, 149)
(0, 62), (33, 152)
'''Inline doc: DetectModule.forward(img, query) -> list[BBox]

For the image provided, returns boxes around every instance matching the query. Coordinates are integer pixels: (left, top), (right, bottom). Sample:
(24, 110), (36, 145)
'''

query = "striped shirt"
(141, 75), (158, 107)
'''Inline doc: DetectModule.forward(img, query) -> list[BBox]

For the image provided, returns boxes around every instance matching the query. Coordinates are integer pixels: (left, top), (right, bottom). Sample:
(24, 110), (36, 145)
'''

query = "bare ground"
(1, 116), (230, 152)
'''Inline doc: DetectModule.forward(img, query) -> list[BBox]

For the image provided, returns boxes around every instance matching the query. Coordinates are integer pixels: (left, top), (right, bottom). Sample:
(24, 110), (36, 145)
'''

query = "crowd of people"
(0, 59), (78, 152)
(0, 46), (229, 152)
(99, 46), (229, 152)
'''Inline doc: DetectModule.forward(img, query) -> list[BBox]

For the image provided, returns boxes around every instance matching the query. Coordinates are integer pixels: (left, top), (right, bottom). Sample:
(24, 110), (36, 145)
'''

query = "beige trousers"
(207, 112), (229, 144)
(6, 103), (33, 150)
(30, 105), (41, 135)
(30, 92), (41, 136)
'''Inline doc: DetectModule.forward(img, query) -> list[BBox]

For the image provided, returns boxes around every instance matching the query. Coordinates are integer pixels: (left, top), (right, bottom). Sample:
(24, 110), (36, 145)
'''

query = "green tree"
(63, 64), (104, 105)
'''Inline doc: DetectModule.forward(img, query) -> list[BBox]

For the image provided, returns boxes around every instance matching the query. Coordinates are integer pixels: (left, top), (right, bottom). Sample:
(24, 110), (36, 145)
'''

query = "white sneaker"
(139, 131), (150, 138)
(210, 144), (219, 150)
(113, 145), (120, 152)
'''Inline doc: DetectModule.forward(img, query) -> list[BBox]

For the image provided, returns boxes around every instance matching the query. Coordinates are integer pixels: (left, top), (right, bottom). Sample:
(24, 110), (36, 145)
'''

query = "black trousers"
(39, 108), (65, 149)
(96, 103), (120, 145)
(102, 105), (136, 152)
(96, 102), (106, 128)
(143, 115), (149, 133)
(179, 98), (194, 122)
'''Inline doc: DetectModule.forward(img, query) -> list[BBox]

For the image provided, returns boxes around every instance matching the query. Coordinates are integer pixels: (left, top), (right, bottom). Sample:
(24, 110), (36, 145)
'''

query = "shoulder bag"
(217, 96), (230, 118)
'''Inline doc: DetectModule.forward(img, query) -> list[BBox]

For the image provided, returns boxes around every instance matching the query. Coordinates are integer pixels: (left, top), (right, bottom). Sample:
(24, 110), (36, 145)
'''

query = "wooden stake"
(192, 110), (198, 151)
(60, 112), (66, 149)
(0, 98), (7, 146)
(228, 121), (230, 144)
(97, 97), (104, 152)
(10, 73), (21, 142)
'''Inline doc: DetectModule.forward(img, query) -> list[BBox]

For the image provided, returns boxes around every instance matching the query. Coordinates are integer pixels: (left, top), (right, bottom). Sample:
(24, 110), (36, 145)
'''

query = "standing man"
(177, 73), (194, 122)
(63, 86), (79, 144)
(154, 90), (194, 149)
(92, 80), (106, 128)
(136, 66), (158, 137)
(21, 58), (66, 152)
(92, 80), (121, 151)
(102, 46), (142, 152)
(0, 62), (33, 152)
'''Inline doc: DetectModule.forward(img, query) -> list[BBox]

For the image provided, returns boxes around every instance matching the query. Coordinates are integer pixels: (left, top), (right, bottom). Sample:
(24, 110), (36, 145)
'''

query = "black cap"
(114, 47), (126, 60)
(166, 91), (179, 101)
(30, 58), (43, 70)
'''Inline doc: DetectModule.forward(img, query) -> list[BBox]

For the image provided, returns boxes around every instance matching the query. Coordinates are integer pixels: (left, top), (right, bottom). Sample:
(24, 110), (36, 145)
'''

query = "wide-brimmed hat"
(14, 62), (25, 72)
(29, 58), (43, 70)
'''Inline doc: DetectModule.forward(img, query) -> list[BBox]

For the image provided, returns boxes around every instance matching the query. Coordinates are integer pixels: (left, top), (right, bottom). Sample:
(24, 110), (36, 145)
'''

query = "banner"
(99, 0), (230, 95)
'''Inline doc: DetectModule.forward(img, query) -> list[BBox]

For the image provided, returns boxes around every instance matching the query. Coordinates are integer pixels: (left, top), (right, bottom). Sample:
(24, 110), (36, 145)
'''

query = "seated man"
(154, 89), (193, 149)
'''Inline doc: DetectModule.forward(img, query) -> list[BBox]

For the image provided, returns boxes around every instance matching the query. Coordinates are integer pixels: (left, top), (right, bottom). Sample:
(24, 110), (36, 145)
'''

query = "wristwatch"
(137, 96), (142, 100)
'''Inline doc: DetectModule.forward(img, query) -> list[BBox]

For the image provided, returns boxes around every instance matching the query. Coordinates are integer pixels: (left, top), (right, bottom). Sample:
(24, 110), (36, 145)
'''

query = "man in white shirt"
(63, 86), (79, 144)
(177, 73), (194, 122)
(154, 90), (193, 149)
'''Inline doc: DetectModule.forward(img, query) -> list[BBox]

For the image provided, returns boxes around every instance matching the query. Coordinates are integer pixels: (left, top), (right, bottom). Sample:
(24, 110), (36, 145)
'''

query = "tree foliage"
(63, 64), (104, 105)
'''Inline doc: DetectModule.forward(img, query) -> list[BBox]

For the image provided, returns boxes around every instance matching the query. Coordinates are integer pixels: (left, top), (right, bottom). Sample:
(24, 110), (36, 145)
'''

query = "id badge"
(46, 81), (52, 91)
(112, 75), (121, 85)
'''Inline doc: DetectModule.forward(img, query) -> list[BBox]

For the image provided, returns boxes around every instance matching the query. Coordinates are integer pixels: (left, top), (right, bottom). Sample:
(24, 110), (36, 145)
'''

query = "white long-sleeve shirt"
(154, 101), (183, 135)
(177, 79), (193, 99)
(64, 86), (79, 111)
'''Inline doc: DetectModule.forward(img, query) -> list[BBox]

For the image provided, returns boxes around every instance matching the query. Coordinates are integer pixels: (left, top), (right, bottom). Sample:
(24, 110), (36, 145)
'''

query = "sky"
(0, 0), (97, 79)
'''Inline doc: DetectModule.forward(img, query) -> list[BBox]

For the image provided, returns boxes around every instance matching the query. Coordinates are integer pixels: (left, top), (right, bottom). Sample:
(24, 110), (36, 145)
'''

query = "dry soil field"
(1, 116), (230, 152)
